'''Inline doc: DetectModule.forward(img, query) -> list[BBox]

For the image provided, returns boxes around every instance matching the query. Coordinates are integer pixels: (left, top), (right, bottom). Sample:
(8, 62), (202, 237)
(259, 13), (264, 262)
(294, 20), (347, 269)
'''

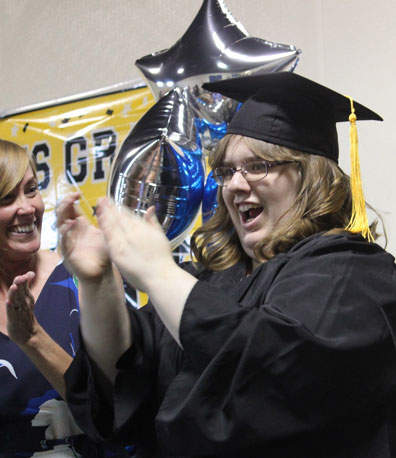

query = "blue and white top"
(0, 262), (132, 457)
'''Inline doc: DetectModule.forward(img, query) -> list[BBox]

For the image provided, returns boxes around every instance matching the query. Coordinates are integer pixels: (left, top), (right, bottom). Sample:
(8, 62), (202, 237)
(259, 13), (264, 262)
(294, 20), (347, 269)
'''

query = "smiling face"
(221, 136), (301, 261)
(0, 167), (44, 263)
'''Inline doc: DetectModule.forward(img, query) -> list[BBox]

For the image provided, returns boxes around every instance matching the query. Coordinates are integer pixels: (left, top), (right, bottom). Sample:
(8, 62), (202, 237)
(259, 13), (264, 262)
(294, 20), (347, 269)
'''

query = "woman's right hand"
(56, 193), (111, 282)
(6, 272), (38, 347)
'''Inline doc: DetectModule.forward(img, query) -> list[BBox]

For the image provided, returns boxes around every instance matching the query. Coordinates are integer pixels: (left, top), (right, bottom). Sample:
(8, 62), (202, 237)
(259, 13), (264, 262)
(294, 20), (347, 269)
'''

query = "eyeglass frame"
(212, 160), (295, 187)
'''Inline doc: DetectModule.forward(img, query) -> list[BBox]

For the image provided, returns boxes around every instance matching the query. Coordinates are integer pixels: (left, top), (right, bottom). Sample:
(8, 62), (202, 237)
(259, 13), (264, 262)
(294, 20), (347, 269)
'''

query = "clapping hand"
(6, 272), (39, 347)
(56, 193), (111, 282)
(96, 198), (175, 293)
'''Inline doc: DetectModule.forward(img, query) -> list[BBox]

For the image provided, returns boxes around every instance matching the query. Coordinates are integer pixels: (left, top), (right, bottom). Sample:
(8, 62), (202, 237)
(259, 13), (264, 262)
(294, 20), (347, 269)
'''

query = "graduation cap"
(203, 72), (383, 241)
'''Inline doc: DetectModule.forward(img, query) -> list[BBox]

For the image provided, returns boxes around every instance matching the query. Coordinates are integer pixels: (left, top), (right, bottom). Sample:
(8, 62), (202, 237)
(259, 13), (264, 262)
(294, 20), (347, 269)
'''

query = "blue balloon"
(108, 88), (205, 249)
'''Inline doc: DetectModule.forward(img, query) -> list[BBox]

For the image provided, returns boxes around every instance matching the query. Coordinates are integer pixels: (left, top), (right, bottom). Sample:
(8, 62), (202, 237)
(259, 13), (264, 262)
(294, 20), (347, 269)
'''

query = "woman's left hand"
(6, 272), (40, 347)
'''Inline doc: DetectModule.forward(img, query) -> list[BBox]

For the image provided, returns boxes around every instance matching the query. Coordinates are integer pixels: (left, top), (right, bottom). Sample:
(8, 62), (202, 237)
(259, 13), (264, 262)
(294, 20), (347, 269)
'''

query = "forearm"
(95, 200), (197, 348)
(18, 327), (72, 399)
(144, 263), (198, 347)
(78, 264), (132, 383)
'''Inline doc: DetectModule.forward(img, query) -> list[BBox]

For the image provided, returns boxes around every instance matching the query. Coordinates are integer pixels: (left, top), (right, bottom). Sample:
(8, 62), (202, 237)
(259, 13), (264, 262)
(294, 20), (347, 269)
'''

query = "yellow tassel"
(344, 96), (374, 242)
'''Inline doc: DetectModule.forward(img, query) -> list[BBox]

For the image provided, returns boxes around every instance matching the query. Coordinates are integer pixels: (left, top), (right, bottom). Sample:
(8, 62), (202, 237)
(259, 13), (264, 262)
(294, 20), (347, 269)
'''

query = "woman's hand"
(56, 193), (111, 282)
(97, 198), (198, 346)
(96, 198), (175, 292)
(6, 272), (74, 398)
(6, 272), (39, 347)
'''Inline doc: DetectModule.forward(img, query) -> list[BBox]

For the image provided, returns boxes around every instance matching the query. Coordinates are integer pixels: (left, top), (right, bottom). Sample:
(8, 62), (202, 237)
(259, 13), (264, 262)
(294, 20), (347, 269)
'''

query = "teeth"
(238, 203), (261, 212)
(9, 223), (35, 234)
(238, 203), (263, 223)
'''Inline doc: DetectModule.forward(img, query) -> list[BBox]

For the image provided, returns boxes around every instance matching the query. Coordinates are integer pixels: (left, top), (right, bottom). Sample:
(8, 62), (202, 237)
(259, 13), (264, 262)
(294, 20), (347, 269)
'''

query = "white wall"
(2, 0), (395, 254)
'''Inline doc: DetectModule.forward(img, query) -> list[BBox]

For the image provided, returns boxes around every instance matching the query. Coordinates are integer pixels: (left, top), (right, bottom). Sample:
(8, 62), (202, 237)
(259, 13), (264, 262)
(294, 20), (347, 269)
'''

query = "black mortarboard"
(202, 72), (382, 163)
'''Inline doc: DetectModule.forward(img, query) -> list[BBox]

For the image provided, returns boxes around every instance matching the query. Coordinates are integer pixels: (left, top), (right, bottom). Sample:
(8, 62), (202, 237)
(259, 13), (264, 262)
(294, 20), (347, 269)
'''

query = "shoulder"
(267, 232), (396, 301)
(38, 250), (61, 269)
(259, 232), (396, 300)
(36, 250), (63, 284)
(258, 234), (396, 341)
(28, 251), (63, 301)
(286, 232), (393, 262)
(180, 259), (247, 285)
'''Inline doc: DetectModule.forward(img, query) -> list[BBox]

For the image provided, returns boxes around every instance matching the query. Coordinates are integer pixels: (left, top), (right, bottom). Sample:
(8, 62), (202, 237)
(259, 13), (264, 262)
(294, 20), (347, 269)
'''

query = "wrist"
(143, 258), (180, 294)
(76, 261), (114, 287)
(17, 325), (46, 352)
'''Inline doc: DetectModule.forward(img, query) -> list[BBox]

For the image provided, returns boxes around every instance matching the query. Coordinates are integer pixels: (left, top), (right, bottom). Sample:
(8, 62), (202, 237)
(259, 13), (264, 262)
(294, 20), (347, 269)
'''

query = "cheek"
(0, 208), (13, 227)
(221, 189), (230, 208)
(35, 196), (45, 218)
(221, 190), (235, 216)
(267, 173), (300, 208)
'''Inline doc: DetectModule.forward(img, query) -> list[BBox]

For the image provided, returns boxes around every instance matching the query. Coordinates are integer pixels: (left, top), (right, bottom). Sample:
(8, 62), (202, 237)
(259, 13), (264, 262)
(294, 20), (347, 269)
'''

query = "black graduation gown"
(65, 232), (396, 457)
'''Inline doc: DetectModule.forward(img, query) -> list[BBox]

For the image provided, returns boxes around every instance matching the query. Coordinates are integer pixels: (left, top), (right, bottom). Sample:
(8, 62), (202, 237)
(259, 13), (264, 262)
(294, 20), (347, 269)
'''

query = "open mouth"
(7, 222), (36, 234)
(238, 204), (263, 223)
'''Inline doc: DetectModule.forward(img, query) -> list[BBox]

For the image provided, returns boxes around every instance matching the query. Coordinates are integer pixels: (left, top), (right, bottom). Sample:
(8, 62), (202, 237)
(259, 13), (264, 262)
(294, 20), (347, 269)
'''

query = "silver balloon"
(135, 0), (301, 150)
(202, 170), (218, 223)
(136, 0), (301, 101)
(108, 87), (205, 249)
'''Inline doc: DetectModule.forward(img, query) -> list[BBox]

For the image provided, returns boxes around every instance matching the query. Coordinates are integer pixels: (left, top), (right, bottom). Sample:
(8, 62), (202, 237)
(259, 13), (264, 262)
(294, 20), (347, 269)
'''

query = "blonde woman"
(0, 140), (130, 457)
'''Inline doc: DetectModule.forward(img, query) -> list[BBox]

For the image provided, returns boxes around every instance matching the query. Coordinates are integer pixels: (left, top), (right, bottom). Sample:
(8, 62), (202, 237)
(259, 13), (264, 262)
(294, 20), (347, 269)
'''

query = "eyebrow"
(221, 157), (264, 167)
(24, 176), (38, 186)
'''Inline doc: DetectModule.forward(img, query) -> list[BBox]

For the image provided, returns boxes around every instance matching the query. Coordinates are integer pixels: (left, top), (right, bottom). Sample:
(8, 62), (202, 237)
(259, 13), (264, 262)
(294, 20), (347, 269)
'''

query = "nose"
(226, 169), (251, 192)
(16, 195), (35, 215)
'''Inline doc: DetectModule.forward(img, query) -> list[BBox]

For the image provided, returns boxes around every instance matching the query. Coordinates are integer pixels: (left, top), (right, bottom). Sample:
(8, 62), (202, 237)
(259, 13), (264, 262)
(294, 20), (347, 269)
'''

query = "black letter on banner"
(93, 129), (117, 181)
(65, 137), (87, 184)
(32, 143), (51, 190)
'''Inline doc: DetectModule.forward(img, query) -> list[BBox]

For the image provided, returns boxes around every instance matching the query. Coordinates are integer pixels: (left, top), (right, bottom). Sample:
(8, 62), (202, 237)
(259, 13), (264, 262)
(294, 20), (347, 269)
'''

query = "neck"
(0, 253), (39, 293)
(252, 257), (265, 271)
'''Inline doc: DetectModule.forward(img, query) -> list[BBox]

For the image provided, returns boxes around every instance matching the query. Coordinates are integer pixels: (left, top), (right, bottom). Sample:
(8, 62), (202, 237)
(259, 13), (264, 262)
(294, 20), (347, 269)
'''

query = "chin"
(241, 241), (259, 260)
(8, 239), (41, 258)
(241, 232), (267, 257)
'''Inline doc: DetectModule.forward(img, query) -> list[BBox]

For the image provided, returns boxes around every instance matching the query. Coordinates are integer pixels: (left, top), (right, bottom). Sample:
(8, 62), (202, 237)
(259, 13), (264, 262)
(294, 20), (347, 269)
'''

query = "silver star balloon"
(108, 87), (205, 249)
(136, 0), (301, 100)
(135, 0), (301, 150)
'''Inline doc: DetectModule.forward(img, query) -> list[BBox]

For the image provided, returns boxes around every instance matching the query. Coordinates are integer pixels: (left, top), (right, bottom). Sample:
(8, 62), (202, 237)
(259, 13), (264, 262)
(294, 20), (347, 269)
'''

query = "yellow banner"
(0, 86), (155, 249)
(0, 86), (157, 307)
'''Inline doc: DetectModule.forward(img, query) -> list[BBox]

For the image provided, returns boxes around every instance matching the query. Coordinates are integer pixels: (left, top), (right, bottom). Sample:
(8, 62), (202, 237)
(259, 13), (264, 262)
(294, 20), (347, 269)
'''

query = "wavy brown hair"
(191, 134), (372, 271)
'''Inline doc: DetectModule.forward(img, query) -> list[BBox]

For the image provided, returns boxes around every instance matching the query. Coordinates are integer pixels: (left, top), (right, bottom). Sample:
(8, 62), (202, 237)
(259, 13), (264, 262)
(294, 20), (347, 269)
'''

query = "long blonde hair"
(0, 139), (37, 200)
(191, 135), (361, 271)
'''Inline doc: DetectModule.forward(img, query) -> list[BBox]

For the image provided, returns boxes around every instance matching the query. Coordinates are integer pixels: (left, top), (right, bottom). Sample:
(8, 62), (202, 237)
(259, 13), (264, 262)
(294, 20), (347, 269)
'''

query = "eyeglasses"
(213, 160), (294, 187)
